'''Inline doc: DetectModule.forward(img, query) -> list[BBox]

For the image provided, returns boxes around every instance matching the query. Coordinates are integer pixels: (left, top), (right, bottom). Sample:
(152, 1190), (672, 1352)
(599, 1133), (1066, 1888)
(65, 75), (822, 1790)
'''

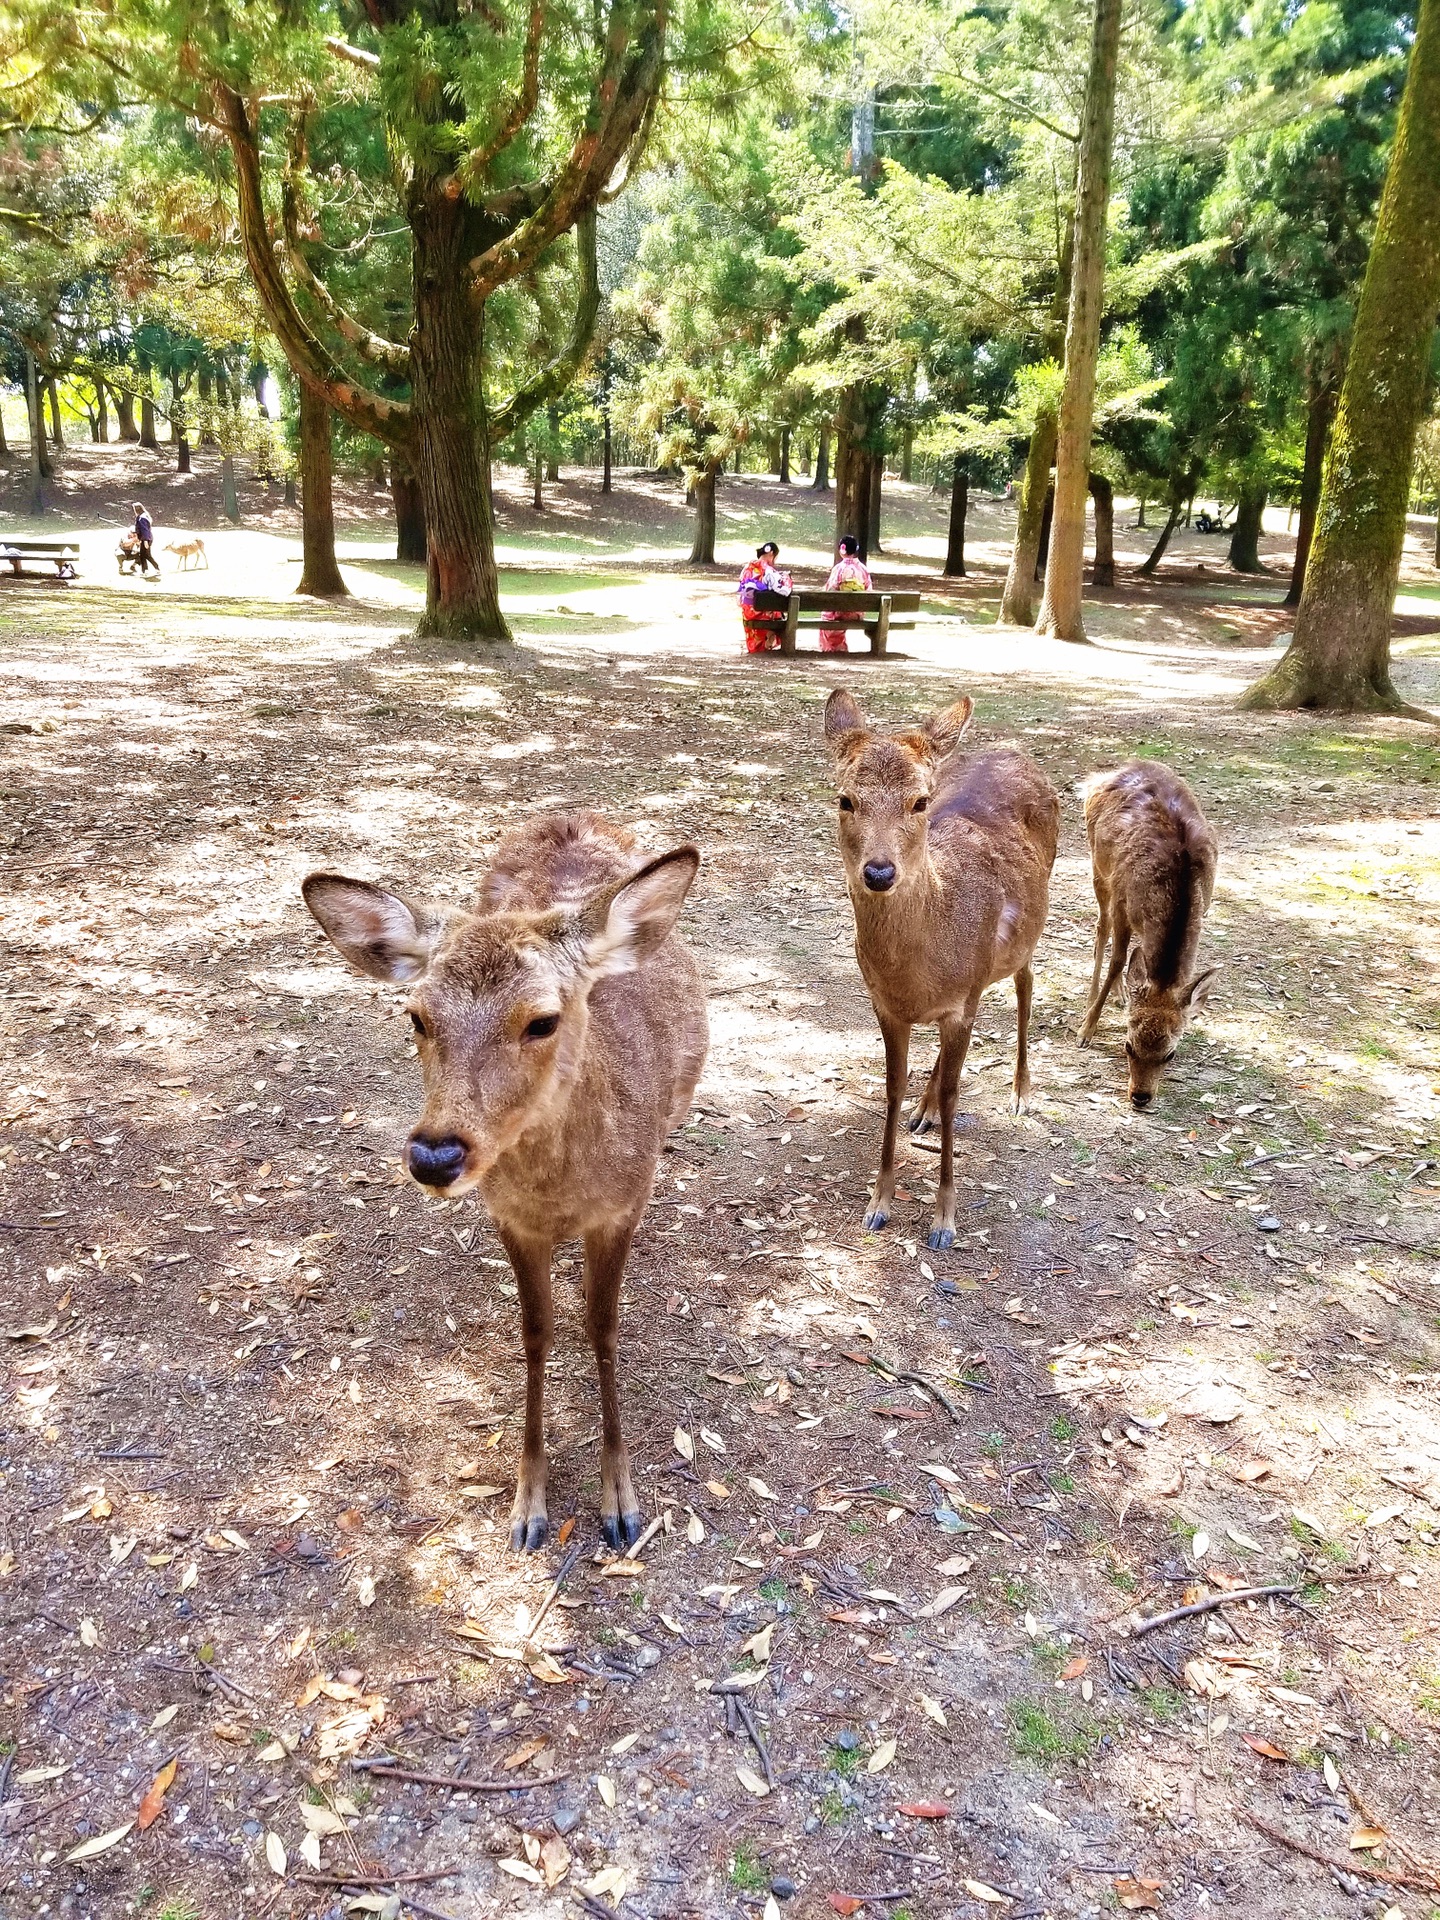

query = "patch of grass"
(328, 1627), (358, 1651)
(1136, 1315), (1159, 1332)
(1051, 1471), (1076, 1495)
(828, 1740), (861, 1779)
(981, 1431), (1006, 1459)
(156, 1901), (201, 1920)
(1008, 1698), (1101, 1766)
(1141, 1685), (1185, 1723)
(729, 1842), (768, 1892)
(1032, 1636), (1067, 1675)
(1048, 1414), (1077, 1444)
(847, 1516), (870, 1535)
(1105, 1559), (1137, 1593)
(253, 702), (296, 719)
(759, 1576), (787, 1602)
(1002, 1574), (1030, 1609)
(819, 1787), (849, 1825)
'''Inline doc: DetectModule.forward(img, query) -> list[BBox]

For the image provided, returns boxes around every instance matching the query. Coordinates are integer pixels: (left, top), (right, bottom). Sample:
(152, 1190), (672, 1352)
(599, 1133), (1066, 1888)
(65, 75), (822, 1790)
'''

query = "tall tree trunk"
(1035, 484), (1055, 578)
(45, 375), (63, 448)
(1089, 472), (1115, 586)
(1227, 488), (1268, 571)
(392, 454), (427, 562)
(532, 440), (544, 509)
(835, 439), (873, 560)
(1139, 494), (1183, 575)
(0, 397), (7, 455)
(812, 420), (831, 491)
(545, 402), (560, 483)
(1035, 0), (1124, 643)
(139, 388), (158, 451)
(1285, 374), (1338, 606)
(602, 403), (613, 494)
(867, 454), (883, 554)
(1001, 407), (1057, 624)
(95, 382), (109, 443)
(220, 455), (241, 523)
(943, 458), (969, 577)
(901, 421), (914, 484)
(197, 368), (217, 446)
(25, 352), (46, 511)
(296, 382), (349, 596)
(779, 424), (791, 485)
(409, 196), (508, 641)
(1135, 491), (1148, 529)
(114, 384), (137, 441)
(690, 464), (718, 564)
(1246, 0), (1440, 713)
(253, 364), (272, 417)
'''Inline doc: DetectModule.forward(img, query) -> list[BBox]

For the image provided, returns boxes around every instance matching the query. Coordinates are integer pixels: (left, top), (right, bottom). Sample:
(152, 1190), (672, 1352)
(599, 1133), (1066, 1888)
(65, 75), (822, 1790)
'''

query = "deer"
(164, 536), (208, 570)
(302, 811), (708, 1554)
(824, 689), (1060, 1251)
(1076, 760), (1219, 1108)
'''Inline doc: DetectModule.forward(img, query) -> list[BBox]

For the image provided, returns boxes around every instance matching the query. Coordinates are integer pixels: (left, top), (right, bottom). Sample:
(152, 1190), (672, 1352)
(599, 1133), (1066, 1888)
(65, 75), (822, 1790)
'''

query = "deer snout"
(406, 1133), (469, 1188)
(862, 860), (897, 893)
(1129, 1087), (1153, 1110)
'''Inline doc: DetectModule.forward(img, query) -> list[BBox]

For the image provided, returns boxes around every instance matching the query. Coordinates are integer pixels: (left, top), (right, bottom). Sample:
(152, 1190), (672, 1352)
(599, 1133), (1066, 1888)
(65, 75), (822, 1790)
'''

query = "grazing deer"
(303, 813), (708, 1553)
(1077, 761), (1218, 1108)
(164, 536), (208, 570)
(824, 690), (1060, 1251)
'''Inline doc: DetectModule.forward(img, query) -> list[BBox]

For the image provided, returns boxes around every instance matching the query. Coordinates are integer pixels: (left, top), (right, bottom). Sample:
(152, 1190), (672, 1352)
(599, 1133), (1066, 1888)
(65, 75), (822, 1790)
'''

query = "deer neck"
(850, 854), (942, 965)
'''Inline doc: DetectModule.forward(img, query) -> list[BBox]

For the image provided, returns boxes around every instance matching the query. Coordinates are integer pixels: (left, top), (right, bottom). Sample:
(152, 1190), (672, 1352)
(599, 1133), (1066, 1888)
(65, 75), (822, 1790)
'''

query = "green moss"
(1009, 1698), (1101, 1766)
(729, 1843), (768, 1892)
(828, 1741), (861, 1779)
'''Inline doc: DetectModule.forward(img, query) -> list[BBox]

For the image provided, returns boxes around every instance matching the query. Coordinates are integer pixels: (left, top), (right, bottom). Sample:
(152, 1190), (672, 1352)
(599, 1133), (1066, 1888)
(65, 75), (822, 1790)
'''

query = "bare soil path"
(3, 454), (1440, 1920)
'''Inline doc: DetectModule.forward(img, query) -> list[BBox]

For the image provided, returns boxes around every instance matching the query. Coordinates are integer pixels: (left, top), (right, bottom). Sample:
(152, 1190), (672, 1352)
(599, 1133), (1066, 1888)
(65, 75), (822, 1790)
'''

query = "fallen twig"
(736, 1694), (774, 1789)
(293, 1868), (458, 1889)
(1132, 1584), (1300, 1636)
(354, 1762), (570, 1793)
(525, 1540), (584, 1642)
(1243, 1809), (1440, 1894)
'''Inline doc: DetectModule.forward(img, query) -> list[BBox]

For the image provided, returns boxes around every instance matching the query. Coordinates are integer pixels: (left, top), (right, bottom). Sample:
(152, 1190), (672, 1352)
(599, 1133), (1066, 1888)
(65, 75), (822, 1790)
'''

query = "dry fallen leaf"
(66, 1823), (133, 1863)
(265, 1831), (287, 1876)
(1061, 1656), (1089, 1681)
(178, 1562), (198, 1594)
(1115, 1878), (1163, 1910)
(596, 1774), (617, 1808)
(1324, 1754), (1341, 1792)
(919, 1690), (948, 1727)
(1351, 1826), (1387, 1852)
(868, 1737), (897, 1774)
(356, 1573), (376, 1608)
(540, 1833), (571, 1889)
(300, 1831), (322, 1871)
(299, 1804), (347, 1837)
(673, 1426), (694, 1462)
(1241, 1734), (1289, 1762)
(78, 1616), (97, 1648)
(747, 1475), (778, 1502)
(136, 1758), (177, 1831)
(962, 1879), (1010, 1903)
(498, 1858), (543, 1885)
(735, 1763), (771, 1797)
(920, 1585), (967, 1619)
(828, 1896), (865, 1915)
(897, 1801), (950, 1819)
(699, 1426), (726, 1454)
(503, 1737), (551, 1772)
(585, 1866), (629, 1900)
(741, 1622), (774, 1664)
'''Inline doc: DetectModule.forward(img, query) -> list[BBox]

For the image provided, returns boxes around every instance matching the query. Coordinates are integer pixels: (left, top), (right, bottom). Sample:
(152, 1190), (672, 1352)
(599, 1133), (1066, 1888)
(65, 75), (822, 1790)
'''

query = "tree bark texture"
(1035, 0), (1123, 643)
(220, 455), (241, 523)
(113, 384), (138, 441)
(602, 406), (613, 494)
(25, 352), (46, 511)
(140, 389), (158, 451)
(812, 420), (831, 491)
(943, 459), (969, 577)
(1036, 484), (1055, 579)
(296, 382), (349, 597)
(834, 436), (871, 560)
(868, 454), (883, 553)
(1089, 472), (1115, 586)
(690, 464), (718, 564)
(1227, 488), (1267, 571)
(1245, 0), (1440, 712)
(901, 422), (914, 483)
(95, 383), (108, 443)
(1285, 374), (1338, 606)
(1000, 407), (1057, 624)
(392, 456), (427, 563)
(45, 375), (63, 447)
(779, 424), (791, 484)
(1139, 495), (1183, 574)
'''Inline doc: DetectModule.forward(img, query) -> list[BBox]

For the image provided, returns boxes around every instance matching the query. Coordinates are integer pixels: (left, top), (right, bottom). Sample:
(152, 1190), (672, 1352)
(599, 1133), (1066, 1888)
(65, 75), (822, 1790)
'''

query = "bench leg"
(871, 596), (892, 656)
(781, 600), (798, 655)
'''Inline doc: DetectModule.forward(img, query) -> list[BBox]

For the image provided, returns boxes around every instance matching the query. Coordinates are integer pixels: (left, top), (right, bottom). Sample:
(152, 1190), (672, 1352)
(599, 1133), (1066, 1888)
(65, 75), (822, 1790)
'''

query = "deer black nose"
(863, 861), (896, 893)
(407, 1135), (467, 1187)
(1130, 1089), (1153, 1110)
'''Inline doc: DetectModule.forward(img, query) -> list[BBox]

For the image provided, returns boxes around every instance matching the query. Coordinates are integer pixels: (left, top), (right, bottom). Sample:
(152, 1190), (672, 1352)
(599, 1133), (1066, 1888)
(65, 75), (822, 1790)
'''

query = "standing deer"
(303, 813), (707, 1553)
(1077, 761), (1218, 1107)
(824, 690), (1060, 1251)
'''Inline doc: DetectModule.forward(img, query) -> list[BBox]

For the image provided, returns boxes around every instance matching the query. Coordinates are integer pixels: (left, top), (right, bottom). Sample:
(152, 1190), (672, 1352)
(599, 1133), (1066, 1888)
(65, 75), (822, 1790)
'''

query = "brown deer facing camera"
(303, 813), (708, 1553)
(824, 690), (1060, 1250)
(1077, 761), (1218, 1107)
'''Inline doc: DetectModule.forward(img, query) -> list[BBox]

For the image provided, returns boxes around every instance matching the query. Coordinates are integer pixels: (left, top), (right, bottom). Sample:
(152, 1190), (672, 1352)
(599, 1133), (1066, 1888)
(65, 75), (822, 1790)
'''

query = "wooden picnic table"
(1, 540), (80, 581)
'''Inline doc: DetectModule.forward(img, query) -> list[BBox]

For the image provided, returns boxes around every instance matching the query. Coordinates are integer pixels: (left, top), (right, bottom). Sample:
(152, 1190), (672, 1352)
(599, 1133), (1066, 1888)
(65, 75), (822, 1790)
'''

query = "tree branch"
(281, 136), (411, 377)
(215, 84), (409, 447)
(488, 208), (600, 444)
(458, 0), (545, 186)
(324, 36), (381, 73)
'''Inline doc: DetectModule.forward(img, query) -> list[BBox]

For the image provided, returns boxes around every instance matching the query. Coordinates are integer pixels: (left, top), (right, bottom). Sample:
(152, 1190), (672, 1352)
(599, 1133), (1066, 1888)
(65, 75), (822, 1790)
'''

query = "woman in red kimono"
(737, 541), (792, 652)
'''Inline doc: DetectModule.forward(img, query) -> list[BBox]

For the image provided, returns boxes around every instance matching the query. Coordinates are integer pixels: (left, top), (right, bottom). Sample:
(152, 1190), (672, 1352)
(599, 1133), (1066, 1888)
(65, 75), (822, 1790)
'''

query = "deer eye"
(913, 795), (929, 813)
(524, 1013), (560, 1040)
(408, 1010), (428, 1039)
(838, 795), (855, 812)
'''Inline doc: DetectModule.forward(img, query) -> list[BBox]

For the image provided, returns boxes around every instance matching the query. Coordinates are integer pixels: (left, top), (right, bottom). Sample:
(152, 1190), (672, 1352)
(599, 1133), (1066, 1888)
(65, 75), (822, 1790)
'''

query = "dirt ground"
(4, 446), (1440, 1920)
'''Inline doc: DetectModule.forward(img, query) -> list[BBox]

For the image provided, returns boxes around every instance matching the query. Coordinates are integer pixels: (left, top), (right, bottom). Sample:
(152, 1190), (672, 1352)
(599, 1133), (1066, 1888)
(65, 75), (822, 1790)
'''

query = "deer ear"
(824, 688), (868, 744)
(1185, 966), (1219, 1009)
(1124, 945), (1148, 995)
(923, 696), (974, 756)
(576, 846), (700, 978)
(303, 872), (442, 983)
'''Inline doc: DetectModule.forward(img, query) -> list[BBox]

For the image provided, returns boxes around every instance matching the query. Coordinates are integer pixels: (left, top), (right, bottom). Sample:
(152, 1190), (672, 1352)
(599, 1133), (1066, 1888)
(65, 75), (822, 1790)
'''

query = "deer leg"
(583, 1209), (645, 1551)
(928, 1007), (975, 1250)
(907, 1053), (944, 1135)
(498, 1227), (554, 1553)
(1012, 963), (1034, 1113)
(864, 1013), (911, 1232)
(1079, 916), (1130, 1044)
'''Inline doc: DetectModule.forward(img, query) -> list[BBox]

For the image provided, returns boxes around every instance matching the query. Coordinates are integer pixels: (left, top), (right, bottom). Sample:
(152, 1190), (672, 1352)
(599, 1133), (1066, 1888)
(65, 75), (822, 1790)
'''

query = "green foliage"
(729, 1842), (769, 1891)
(1009, 1698), (1101, 1765)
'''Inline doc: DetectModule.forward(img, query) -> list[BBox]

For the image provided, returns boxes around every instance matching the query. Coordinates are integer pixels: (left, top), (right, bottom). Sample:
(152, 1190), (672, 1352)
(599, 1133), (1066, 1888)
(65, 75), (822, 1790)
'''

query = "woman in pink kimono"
(737, 540), (792, 652)
(819, 535), (871, 652)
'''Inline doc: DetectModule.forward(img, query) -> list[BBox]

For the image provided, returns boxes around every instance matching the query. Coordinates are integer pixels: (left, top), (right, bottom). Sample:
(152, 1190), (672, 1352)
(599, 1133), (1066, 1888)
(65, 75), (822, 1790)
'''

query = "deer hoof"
(510, 1512), (550, 1554)
(906, 1108), (937, 1135)
(927, 1223), (955, 1251)
(862, 1201), (891, 1232)
(602, 1509), (644, 1553)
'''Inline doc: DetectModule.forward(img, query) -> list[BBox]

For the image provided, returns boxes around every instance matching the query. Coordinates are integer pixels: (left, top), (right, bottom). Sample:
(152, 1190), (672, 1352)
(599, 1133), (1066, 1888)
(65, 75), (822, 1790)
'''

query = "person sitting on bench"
(818, 534), (872, 653)
(737, 540), (791, 653)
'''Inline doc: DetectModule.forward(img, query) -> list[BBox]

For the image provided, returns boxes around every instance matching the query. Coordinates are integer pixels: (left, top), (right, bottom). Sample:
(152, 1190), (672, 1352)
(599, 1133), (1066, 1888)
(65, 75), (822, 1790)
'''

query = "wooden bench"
(1, 540), (80, 581)
(750, 587), (923, 656)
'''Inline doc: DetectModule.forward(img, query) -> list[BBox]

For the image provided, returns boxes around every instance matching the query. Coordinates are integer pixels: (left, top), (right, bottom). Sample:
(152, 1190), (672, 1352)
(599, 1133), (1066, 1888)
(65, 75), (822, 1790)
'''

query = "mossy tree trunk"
(1244, 0), (1440, 713)
(1000, 406), (1057, 624)
(689, 463), (718, 563)
(1227, 487), (1268, 571)
(114, 384), (138, 441)
(391, 454), (427, 563)
(1035, 483), (1055, 579)
(1035, 0), (1123, 643)
(1285, 371), (1338, 606)
(296, 382), (348, 597)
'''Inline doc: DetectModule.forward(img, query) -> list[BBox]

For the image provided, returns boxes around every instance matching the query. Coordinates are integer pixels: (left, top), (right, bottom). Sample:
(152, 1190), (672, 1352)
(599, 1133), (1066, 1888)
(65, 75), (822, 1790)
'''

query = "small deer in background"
(164, 536), (208, 570)
(1077, 761), (1219, 1108)
(304, 812), (708, 1553)
(824, 689), (1060, 1251)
